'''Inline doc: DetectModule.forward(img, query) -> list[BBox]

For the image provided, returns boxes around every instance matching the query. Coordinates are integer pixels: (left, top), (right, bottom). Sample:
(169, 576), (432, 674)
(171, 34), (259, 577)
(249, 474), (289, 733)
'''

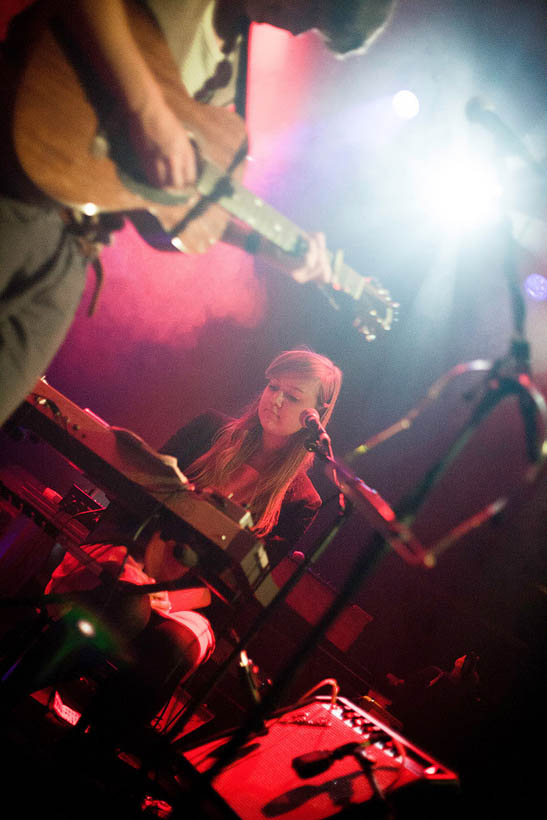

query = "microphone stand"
(345, 129), (547, 560)
(176, 116), (547, 799)
(164, 421), (355, 748)
(166, 489), (351, 748)
(201, 146), (547, 794)
(390, 364), (546, 553)
(392, 123), (547, 534)
(184, 428), (428, 797)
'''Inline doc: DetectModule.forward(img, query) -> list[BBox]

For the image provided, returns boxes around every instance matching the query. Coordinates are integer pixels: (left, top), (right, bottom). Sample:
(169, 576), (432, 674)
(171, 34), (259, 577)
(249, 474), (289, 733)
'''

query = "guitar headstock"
(352, 276), (399, 341)
(329, 260), (399, 341)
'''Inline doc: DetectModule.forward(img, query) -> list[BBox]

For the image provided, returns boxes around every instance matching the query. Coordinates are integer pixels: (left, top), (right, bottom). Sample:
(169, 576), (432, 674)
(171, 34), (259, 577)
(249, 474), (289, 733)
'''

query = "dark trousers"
(0, 196), (88, 425)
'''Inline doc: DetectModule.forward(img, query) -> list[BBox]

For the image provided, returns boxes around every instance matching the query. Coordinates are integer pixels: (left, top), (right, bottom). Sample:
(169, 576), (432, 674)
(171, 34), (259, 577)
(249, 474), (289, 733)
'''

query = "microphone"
(300, 408), (331, 451)
(465, 97), (540, 170)
(300, 410), (346, 510)
(300, 408), (327, 436)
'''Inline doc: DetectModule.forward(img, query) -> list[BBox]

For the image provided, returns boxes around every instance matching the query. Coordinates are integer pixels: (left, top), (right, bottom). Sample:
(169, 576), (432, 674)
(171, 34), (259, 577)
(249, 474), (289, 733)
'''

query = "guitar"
(10, 2), (397, 339)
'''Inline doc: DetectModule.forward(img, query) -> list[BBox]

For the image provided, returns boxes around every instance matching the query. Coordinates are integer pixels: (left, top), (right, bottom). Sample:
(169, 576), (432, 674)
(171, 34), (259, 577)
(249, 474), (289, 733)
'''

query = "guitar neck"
(197, 161), (305, 255)
(197, 161), (391, 308)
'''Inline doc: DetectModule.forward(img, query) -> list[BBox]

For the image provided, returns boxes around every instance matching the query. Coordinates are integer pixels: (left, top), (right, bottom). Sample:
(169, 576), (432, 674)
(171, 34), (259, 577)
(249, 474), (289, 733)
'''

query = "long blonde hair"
(187, 349), (342, 536)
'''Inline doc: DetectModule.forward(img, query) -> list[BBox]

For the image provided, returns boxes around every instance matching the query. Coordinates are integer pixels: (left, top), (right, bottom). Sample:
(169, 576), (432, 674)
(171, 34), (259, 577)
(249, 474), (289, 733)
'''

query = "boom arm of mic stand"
(397, 370), (547, 517)
(168, 497), (351, 749)
(185, 502), (353, 780)
(187, 456), (433, 778)
(346, 359), (493, 462)
(314, 450), (429, 567)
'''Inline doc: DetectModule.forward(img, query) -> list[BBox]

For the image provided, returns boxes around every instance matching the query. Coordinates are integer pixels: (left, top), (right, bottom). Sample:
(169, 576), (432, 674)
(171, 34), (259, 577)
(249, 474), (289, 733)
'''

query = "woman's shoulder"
(170, 409), (231, 438)
(286, 470), (322, 509)
(193, 409), (232, 432)
(160, 409), (232, 464)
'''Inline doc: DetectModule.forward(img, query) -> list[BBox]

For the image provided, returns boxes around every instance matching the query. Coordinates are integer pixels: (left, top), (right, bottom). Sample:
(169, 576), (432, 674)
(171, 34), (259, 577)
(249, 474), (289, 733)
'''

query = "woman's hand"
(149, 589), (172, 613)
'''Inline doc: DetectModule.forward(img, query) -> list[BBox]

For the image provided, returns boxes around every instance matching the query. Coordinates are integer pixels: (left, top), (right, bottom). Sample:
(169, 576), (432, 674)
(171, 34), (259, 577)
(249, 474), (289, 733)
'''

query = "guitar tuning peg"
(355, 322), (376, 341)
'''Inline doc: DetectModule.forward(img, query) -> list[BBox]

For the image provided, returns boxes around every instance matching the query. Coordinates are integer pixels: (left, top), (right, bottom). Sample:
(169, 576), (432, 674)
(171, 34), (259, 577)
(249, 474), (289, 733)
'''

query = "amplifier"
(182, 696), (460, 819)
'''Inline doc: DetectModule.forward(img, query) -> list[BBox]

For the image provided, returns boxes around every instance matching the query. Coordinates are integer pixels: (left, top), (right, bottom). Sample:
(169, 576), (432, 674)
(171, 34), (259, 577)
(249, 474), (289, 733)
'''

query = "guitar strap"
(234, 20), (250, 121)
(60, 209), (125, 317)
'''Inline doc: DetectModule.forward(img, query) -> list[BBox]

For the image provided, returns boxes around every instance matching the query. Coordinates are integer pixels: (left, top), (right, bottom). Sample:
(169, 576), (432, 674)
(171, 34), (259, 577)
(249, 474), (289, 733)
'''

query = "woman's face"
(258, 371), (321, 445)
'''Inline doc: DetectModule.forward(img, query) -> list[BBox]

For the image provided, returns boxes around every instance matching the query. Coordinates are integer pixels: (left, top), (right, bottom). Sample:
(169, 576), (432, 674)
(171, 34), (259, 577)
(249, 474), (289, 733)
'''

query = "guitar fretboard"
(197, 161), (394, 320)
(198, 162), (304, 255)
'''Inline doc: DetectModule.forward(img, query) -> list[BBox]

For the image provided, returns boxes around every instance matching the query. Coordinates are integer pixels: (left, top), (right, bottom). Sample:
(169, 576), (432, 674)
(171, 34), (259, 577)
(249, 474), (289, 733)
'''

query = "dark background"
(2, 1), (546, 811)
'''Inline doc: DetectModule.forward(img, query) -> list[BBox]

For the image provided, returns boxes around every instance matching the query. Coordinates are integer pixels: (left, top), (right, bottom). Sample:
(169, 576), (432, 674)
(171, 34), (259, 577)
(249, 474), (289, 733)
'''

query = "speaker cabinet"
(183, 696), (460, 819)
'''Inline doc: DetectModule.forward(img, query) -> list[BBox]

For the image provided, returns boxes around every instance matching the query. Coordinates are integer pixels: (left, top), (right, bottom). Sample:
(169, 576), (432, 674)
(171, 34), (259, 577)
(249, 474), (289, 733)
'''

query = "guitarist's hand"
(291, 232), (332, 285)
(128, 96), (197, 190)
(221, 225), (334, 284)
(69, 0), (198, 191)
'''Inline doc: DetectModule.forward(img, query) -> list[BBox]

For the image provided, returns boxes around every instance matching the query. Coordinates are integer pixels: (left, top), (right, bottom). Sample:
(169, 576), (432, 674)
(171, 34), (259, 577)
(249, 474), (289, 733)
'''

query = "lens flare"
(524, 273), (547, 301)
(76, 618), (96, 637)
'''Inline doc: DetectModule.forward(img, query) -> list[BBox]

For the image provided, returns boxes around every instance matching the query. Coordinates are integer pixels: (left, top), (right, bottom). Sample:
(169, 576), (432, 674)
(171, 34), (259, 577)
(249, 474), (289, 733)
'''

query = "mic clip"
(305, 435), (328, 453)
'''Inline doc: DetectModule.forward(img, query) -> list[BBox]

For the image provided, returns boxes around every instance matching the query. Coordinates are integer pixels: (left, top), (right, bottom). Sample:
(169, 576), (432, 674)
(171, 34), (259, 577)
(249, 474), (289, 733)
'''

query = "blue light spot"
(524, 274), (547, 301)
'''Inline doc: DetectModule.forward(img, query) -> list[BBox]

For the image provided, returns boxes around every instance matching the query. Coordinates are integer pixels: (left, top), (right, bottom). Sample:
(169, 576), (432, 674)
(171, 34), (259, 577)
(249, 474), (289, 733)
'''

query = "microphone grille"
(300, 408), (320, 427)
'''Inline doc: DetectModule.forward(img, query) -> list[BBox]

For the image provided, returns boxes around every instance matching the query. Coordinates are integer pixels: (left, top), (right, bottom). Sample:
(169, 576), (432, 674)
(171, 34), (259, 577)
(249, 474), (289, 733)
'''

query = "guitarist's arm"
(65, 0), (197, 189)
(61, 2), (335, 286)
(221, 221), (333, 285)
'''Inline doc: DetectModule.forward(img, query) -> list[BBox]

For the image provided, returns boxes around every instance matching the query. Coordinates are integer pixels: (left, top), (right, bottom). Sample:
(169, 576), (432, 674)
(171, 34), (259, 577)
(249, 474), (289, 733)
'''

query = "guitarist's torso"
(146, 0), (246, 109)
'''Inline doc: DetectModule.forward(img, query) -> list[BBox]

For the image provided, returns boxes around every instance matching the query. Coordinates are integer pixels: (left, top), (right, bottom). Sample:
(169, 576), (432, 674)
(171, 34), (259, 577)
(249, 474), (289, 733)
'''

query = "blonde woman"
(14, 350), (342, 740)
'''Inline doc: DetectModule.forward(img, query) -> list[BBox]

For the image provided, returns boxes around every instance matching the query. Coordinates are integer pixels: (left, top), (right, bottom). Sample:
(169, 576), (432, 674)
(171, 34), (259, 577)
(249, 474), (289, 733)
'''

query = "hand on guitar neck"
(290, 231), (332, 286)
(220, 221), (396, 339)
(222, 221), (333, 286)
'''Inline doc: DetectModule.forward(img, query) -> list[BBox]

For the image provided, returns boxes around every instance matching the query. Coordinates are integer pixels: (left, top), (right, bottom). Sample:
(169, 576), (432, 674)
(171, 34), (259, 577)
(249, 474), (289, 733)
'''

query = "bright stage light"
(418, 153), (503, 230)
(392, 90), (420, 120)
